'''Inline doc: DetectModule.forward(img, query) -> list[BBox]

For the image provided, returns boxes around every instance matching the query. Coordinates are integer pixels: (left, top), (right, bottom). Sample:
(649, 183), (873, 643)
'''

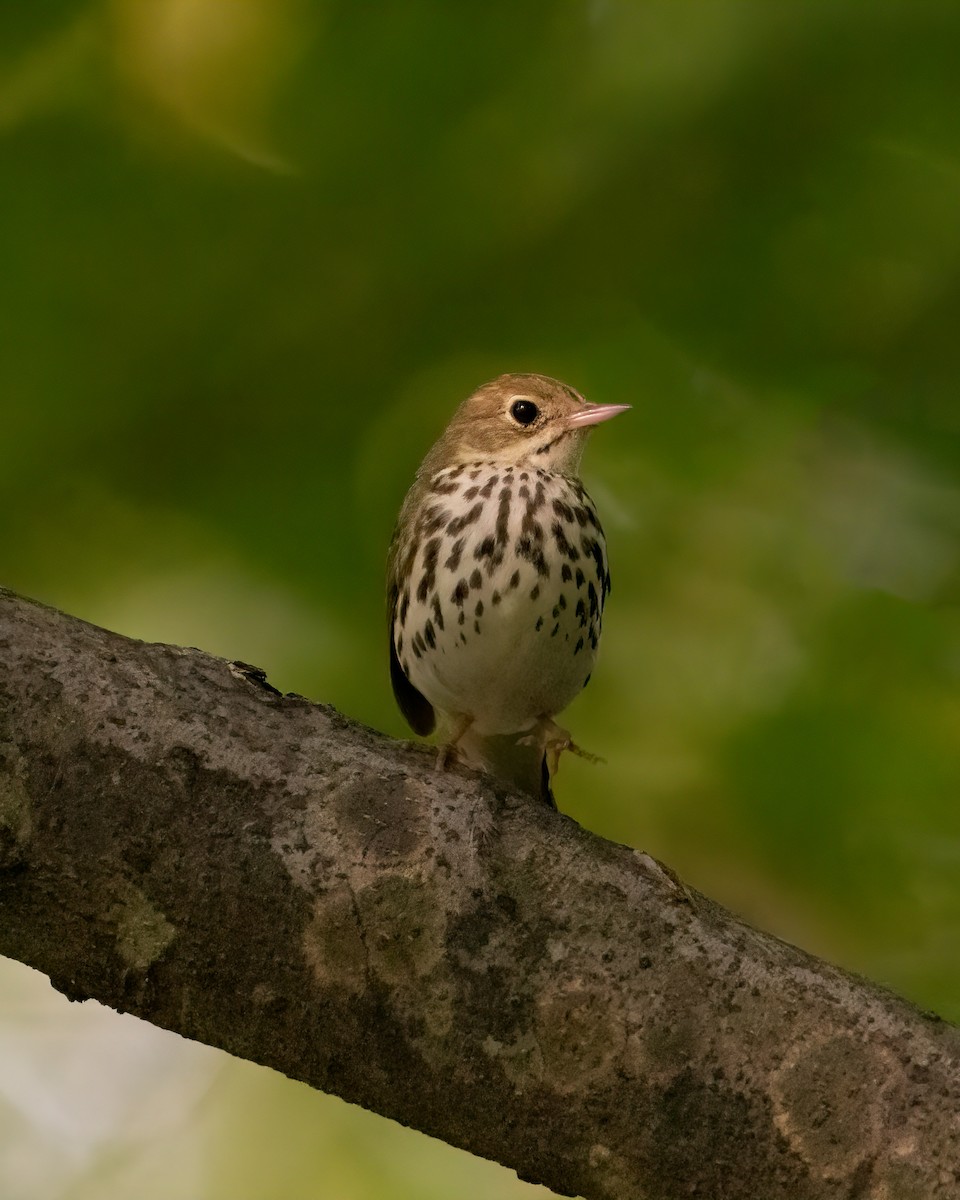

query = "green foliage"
(2, 3), (960, 1196)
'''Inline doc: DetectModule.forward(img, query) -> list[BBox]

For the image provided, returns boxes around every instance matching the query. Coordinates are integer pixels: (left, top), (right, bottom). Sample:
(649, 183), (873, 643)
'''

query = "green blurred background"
(3, 1), (960, 1196)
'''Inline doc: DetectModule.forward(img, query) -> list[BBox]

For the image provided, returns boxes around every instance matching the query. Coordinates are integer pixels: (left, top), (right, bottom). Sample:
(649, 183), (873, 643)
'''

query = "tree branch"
(0, 587), (958, 1199)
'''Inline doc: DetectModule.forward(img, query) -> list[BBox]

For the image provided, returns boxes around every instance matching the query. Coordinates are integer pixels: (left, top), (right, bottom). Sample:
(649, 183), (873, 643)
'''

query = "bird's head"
(429, 373), (629, 476)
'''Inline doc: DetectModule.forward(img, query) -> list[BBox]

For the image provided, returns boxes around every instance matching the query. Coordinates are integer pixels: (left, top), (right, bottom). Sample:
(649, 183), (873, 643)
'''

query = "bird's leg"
(520, 717), (605, 777)
(435, 713), (474, 772)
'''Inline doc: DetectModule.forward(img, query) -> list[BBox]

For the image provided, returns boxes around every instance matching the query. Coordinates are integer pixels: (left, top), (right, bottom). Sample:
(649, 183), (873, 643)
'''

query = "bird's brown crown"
(422, 373), (599, 478)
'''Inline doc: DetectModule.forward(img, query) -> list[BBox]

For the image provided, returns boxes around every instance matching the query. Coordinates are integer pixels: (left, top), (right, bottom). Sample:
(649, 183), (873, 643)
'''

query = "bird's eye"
(510, 399), (539, 426)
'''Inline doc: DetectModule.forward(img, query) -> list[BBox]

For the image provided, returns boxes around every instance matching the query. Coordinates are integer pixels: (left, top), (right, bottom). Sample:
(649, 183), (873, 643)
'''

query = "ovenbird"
(387, 373), (628, 805)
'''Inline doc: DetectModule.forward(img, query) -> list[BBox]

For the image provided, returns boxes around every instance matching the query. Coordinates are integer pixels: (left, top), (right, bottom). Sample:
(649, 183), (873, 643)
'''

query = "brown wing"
(386, 531), (436, 735)
(389, 628), (435, 735)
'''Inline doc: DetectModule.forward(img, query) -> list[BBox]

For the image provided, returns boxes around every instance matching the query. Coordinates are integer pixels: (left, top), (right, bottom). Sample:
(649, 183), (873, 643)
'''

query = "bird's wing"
(389, 624), (436, 735)
(387, 533), (436, 737)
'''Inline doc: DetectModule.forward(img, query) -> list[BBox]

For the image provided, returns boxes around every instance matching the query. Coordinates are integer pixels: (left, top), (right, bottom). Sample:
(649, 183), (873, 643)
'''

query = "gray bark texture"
(0, 587), (958, 1200)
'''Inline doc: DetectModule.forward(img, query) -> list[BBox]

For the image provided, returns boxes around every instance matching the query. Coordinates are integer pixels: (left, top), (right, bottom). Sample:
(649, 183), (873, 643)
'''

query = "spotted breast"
(391, 461), (608, 736)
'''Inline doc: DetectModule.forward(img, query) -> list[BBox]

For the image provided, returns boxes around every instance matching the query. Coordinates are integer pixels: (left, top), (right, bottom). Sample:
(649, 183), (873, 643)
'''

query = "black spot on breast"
(399, 589), (410, 624)
(431, 594), (444, 631)
(552, 498), (575, 522)
(509, 570), (520, 590)
(575, 568), (585, 589)
(464, 485), (480, 500)
(582, 536), (606, 590)
(558, 593), (567, 609)
(552, 521), (573, 557)
(470, 567), (482, 589)
(422, 506), (447, 535)
(458, 611), (465, 625)
(492, 589), (501, 605)
(452, 578), (469, 606)
(447, 503), (483, 535)
(516, 536), (549, 576)
(496, 487), (512, 539)
(475, 599), (484, 617)
(479, 474), (499, 498)
(474, 535), (496, 560)
(588, 581), (599, 617)
(431, 478), (458, 495)
(561, 563), (572, 583)
(522, 512), (544, 541)
(417, 538), (440, 602)
(550, 622), (560, 637)
(445, 538), (465, 571)
(396, 633), (404, 654)
(535, 616), (544, 631)
(424, 619), (436, 649)
(530, 584), (540, 601)
(474, 619), (481, 634)
(576, 598), (587, 627)
(574, 636), (584, 655)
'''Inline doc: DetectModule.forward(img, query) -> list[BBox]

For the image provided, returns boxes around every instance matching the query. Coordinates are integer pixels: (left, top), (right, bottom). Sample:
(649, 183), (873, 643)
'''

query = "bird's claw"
(435, 713), (475, 772)
(434, 743), (460, 772)
(519, 722), (604, 777)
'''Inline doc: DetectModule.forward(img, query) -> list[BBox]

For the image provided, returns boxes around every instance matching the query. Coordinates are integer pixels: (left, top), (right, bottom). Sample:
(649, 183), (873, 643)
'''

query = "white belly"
(393, 463), (607, 735)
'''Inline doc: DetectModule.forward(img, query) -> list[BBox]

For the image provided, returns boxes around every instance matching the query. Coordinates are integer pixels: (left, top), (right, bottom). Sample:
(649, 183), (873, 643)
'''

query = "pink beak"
(565, 403), (631, 429)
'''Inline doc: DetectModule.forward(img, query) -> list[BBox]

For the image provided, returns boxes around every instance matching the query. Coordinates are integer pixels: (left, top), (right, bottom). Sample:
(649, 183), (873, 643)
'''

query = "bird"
(387, 372), (628, 806)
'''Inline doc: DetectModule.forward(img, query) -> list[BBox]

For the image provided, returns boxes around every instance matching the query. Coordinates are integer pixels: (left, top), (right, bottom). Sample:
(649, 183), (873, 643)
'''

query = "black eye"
(510, 399), (539, 426)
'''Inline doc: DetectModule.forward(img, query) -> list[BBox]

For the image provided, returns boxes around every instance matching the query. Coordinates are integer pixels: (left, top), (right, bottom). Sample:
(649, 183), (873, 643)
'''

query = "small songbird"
(387, 373), (628, 805)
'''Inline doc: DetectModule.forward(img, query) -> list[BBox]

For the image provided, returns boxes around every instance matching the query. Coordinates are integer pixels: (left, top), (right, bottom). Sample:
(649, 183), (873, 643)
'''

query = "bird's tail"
(456, 729), (556, 808)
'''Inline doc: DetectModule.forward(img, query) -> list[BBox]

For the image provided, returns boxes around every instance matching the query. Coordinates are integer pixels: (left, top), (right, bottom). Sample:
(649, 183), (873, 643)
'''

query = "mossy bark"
(0, 588), (958, 1200)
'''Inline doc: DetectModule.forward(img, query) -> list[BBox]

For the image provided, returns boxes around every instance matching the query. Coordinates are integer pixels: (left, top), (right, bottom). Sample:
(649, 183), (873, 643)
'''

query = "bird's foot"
(519, 719), (604, 777)
(435, 713), (475, 773)
(434, 743), (459, 772)
(565, 741), (605, 766)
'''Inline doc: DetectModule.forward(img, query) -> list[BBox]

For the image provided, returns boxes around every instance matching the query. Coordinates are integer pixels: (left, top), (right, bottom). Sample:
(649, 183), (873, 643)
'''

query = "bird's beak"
(565, 403), (631, 429)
